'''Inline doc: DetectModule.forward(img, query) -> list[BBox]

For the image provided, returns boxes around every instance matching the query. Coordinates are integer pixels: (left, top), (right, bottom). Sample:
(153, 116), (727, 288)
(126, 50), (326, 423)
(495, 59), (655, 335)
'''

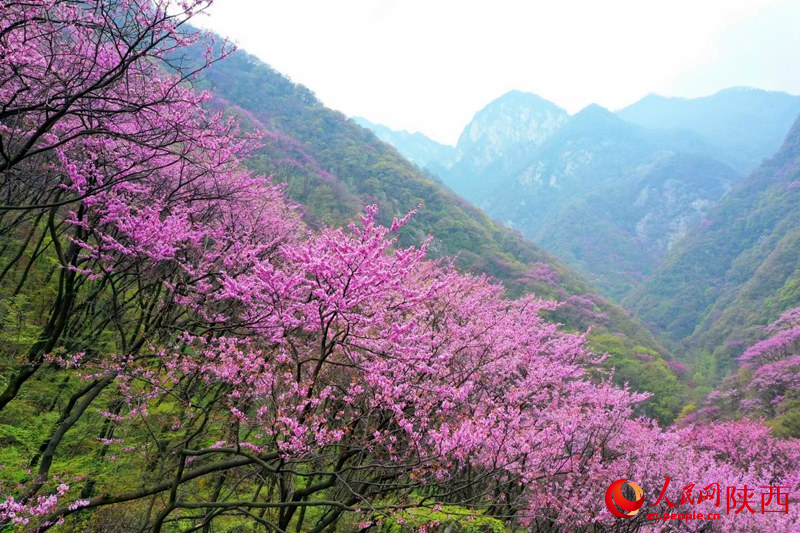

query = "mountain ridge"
(617, 87), (800, 172)
(624, 113), (800, 378)
(358, 88), (796, 300)
(351, 116), (456, 173)
(454, 95), (732, 298)
(189, 44), (687, 420)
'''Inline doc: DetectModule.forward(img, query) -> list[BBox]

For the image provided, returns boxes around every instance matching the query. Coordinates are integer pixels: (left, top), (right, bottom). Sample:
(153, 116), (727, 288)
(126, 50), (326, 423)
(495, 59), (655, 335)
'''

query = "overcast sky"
(197, 0), (800, 145)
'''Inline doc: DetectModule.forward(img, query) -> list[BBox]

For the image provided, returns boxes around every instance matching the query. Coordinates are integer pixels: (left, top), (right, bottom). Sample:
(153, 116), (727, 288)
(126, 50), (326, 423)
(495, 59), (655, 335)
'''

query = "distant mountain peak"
(562, 103), (631, 136)
(617, 89), (800, 172)
(491, 89), (563, 107)
(455, 90), (568, 167)
(572, 103), (617, 121)
(715, 86), (777, 95)
(633, 87), (781, 106)
(466, 90), (566, 124)
(352, 116), (456, 170)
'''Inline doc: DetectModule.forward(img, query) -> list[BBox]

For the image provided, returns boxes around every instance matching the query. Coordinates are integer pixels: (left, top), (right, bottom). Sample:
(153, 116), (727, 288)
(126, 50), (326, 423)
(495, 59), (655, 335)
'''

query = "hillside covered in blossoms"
(1, 1), (799, 532)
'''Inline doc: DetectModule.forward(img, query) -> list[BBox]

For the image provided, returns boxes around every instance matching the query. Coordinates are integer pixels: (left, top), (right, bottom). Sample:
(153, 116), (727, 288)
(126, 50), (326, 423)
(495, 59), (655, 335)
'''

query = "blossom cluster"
(1, 0), (798, 531)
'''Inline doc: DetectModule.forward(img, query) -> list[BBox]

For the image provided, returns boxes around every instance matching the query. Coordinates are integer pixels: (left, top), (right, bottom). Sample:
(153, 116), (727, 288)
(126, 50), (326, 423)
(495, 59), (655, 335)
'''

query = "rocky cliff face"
(533, 152), (739, 297)
(438, 91), (569, 201)
(464, 104), (737, 298)
(453, 90), (568, 171)
(357, 89), (797, 302)
(625, 113), (800, 375)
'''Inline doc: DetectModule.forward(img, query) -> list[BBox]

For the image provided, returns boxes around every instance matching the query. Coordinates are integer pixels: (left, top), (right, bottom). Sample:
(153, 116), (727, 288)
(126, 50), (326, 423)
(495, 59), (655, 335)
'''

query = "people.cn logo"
(605, 478), (645, 518)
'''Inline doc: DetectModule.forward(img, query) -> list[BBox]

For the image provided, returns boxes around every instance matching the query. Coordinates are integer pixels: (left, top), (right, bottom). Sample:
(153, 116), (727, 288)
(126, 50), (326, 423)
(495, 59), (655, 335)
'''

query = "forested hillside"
(186, 47), (691, 421)
(361, 89), (799, 301)
(626, 114), (800, 379)
(1, 2), (799, 532)
(198, 51), (574, 295)
(535, 152), (739, 297)
(686, 306), (800, 438)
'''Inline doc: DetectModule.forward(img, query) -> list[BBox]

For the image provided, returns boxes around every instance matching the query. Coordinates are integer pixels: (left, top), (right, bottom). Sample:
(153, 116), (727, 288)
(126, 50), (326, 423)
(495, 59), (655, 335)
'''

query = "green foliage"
(191, 45), (677, 391)
(626, 115), (800, 382)
(0, 294), (41, 351)
(536, 153), (738, 300)
(589, 334), (688, 422)
(677, 402), (696, 422)
(0, 32), (706, 532)
(379, 505), (506, 533)
(770, 394), (800, 438)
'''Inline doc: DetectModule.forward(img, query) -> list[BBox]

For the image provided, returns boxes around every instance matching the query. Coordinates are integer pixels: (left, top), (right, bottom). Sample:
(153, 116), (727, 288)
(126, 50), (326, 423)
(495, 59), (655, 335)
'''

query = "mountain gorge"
(361, 89), (800, 300)
(189, 47), (687, 420)
(625, 114), (800, 379)
(4, 3), (800, 530)
(473, 102), (739, 298)
(533, 151), (740, 297)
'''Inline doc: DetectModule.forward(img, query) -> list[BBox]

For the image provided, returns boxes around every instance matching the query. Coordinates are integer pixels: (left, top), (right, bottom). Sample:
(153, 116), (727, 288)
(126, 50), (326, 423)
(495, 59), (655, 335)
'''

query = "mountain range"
(359, 88), (800, 299)
(186, 45), (689, 421)
(360, 87), (800, 391)
(617, 88), (800, 172)
(181, 29), (800, 420)
(625, 114), (800, 379)
(351, 116), (455, 176)
(5, 7), (800, 531)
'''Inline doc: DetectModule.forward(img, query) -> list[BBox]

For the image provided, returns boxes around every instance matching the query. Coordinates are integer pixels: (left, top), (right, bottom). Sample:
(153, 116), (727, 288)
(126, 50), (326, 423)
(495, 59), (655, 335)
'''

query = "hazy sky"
(197, 0), (800, 145)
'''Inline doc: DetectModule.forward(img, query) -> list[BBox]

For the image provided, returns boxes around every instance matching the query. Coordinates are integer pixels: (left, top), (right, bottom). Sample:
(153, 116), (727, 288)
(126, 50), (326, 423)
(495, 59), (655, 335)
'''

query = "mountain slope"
(624, 114), (800, 377)
(617, 87), (800, 172)
(448, 101), (737, 298)
(535, 152), (739, 296)
(444, 91), (569, 199)
(351, 116), (455, 173)
(362, 89), (798, 302)
(190, 47), (686, 421)
(199, 51), (575, 297)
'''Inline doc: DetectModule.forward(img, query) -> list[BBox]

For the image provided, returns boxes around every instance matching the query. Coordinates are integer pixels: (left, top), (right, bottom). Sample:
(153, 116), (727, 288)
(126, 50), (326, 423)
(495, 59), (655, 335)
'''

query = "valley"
(1, 2), (799, 530)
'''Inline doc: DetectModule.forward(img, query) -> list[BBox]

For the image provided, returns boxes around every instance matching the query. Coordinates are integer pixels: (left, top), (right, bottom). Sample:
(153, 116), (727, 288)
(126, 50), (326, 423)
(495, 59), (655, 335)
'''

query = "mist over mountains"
(618, 88), (800, 172)
(359, 88), (800, 300)
(351, 116), (456, 176)
(625, 114), (800, 378)
(5, 4), (800, 528)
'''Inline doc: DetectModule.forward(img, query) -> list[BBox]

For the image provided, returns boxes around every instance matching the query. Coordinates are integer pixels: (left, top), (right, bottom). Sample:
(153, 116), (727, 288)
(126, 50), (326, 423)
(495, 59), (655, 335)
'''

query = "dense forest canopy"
(189, 41), (694, 424)
(0, 1), (799, 532)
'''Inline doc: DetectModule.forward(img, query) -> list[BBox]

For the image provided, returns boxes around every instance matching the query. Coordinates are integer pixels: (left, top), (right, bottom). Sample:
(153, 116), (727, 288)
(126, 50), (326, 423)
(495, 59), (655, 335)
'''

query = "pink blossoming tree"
(1, 1), (799, 532)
